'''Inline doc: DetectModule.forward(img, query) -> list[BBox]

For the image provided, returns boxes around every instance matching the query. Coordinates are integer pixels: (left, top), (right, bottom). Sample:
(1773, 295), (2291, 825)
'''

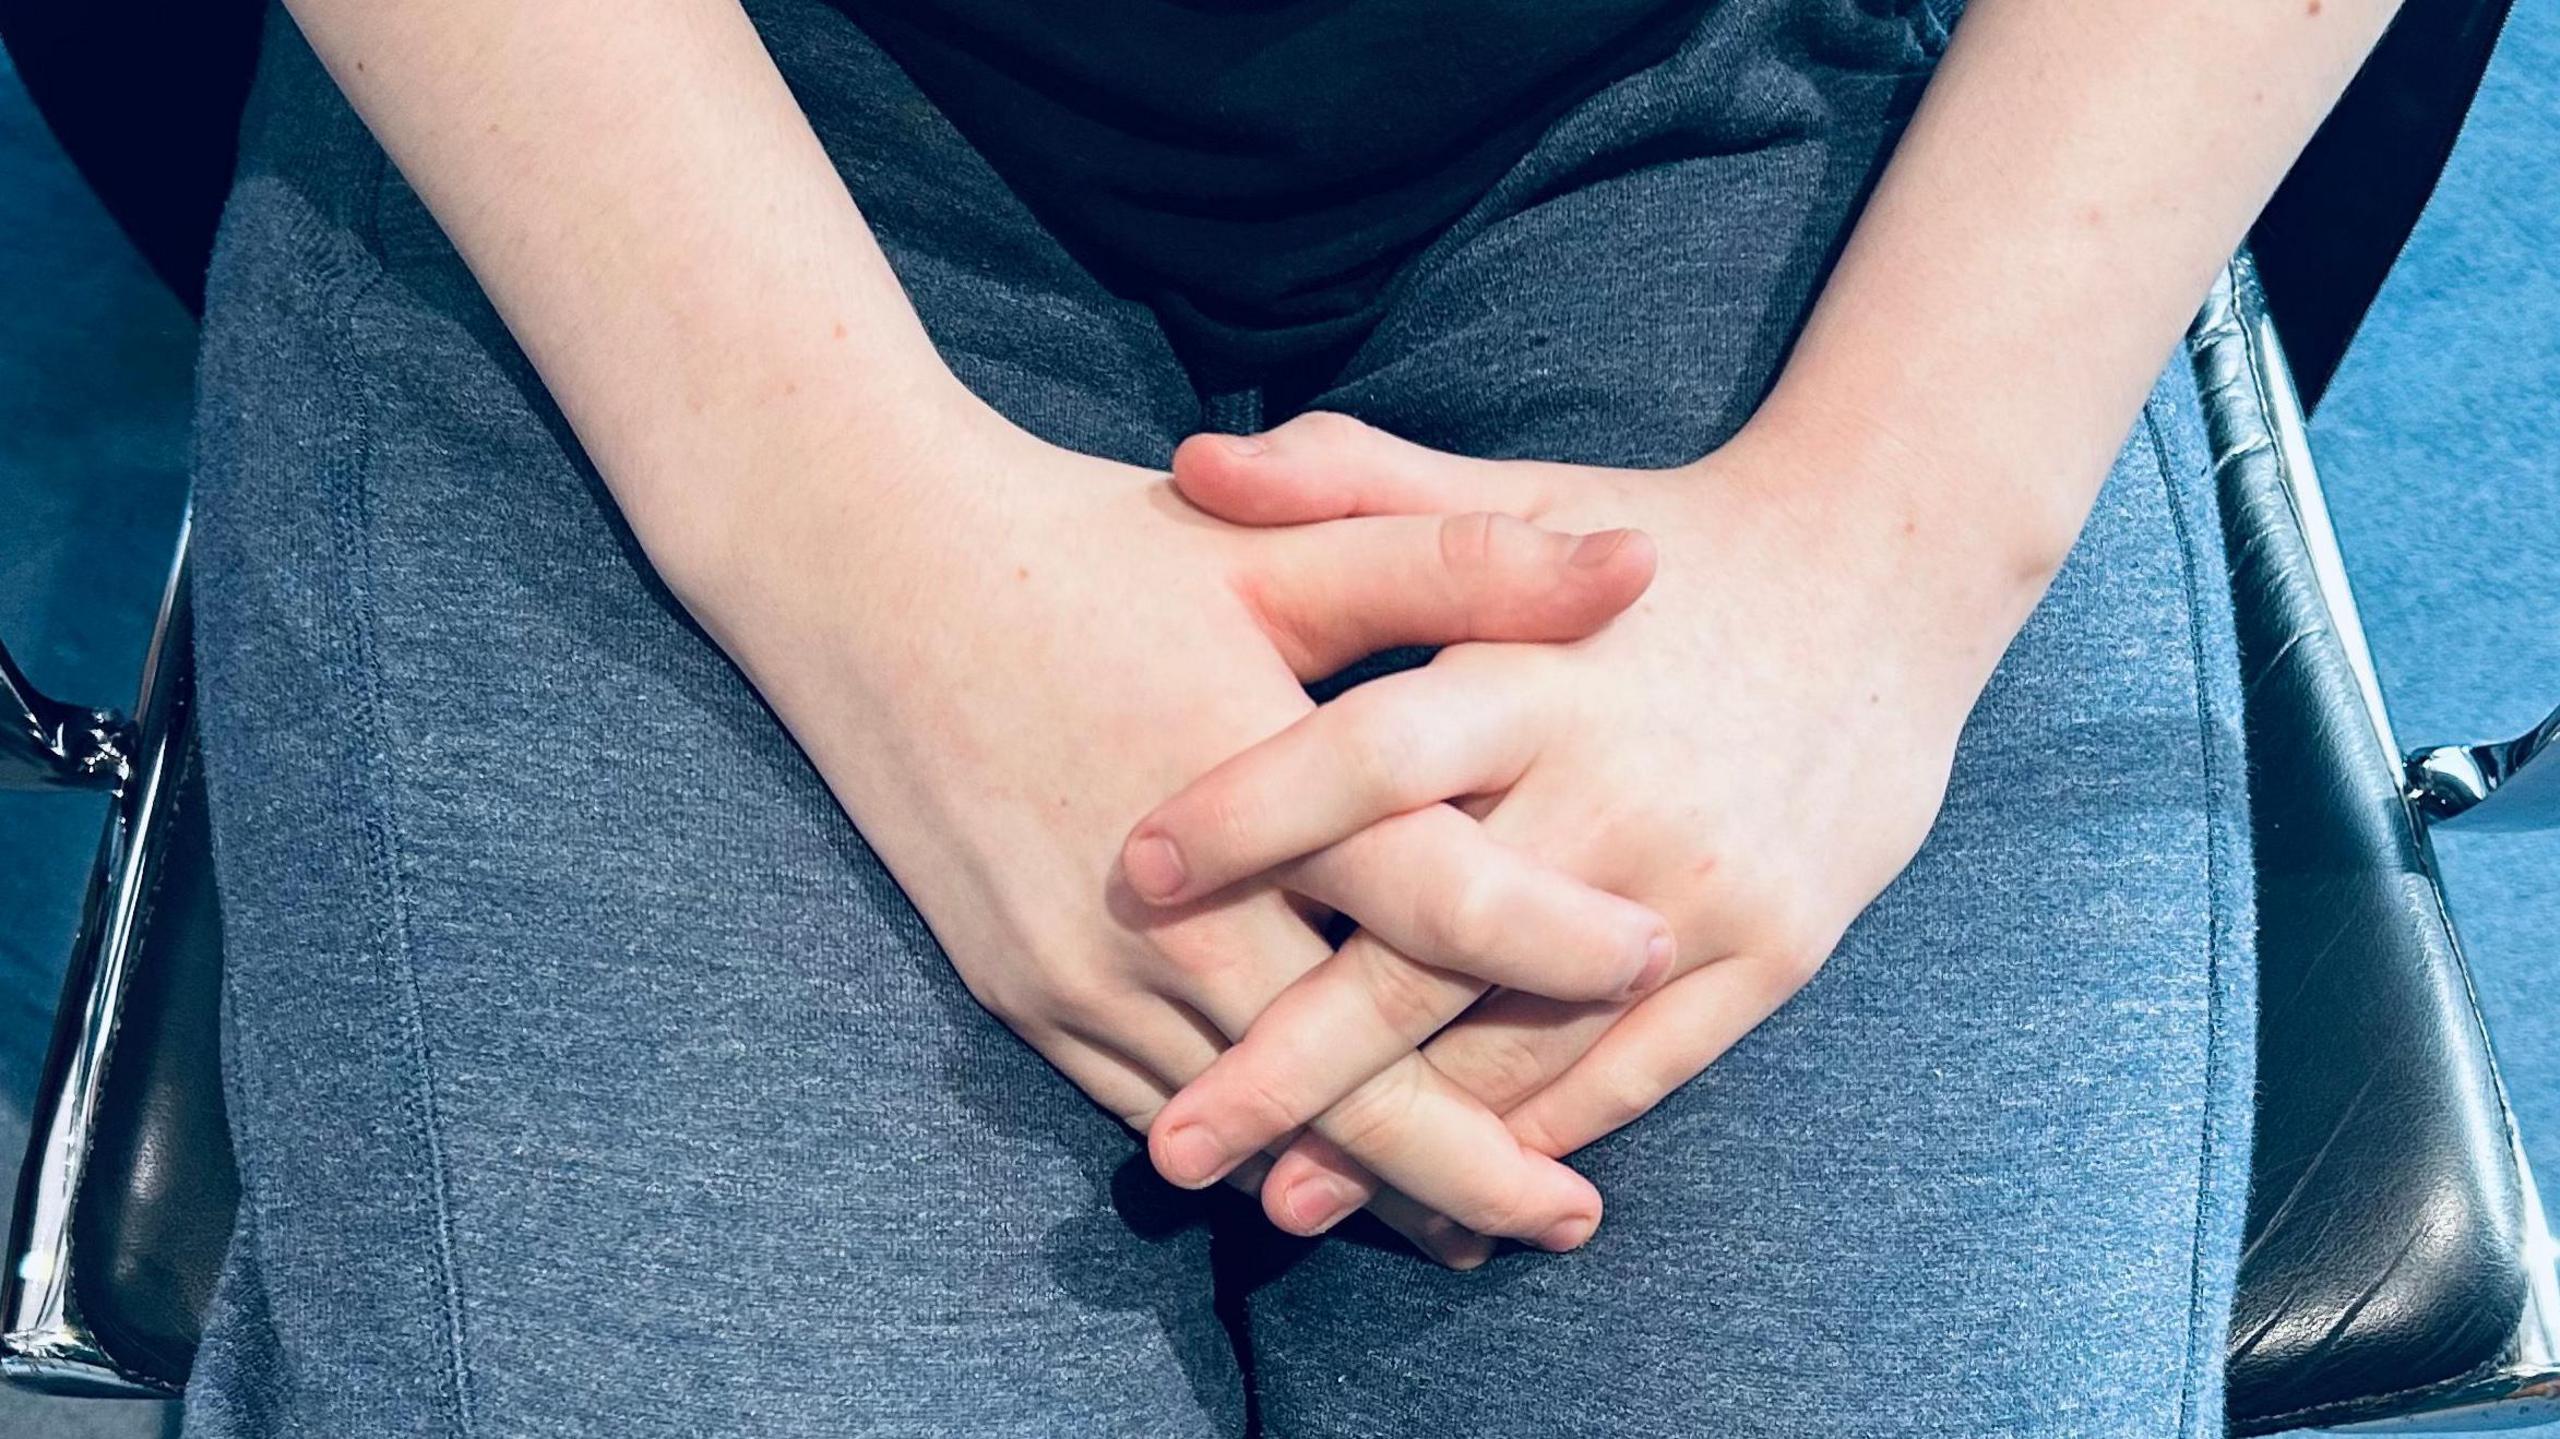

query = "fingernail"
(1570, 529), (1632, 568)
(1623, 931), (1675, 999)
(1534, 1211), (1600, 1252)
(1281, 1174), (1361, 1234)
(1124, 833), (1188, 902)
(1154, 1123), (1225, 1188)
(1221, 434), (1266, 457)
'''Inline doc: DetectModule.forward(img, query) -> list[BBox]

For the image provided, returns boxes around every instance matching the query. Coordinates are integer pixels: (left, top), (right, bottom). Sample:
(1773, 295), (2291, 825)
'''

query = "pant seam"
(2149, 394), (2236, 1439)
(325, 250), (482, 1439)
(1202, 386), (1265, 436)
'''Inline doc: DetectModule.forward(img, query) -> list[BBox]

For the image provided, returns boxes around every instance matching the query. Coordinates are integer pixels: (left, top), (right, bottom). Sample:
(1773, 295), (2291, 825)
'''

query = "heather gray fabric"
(183, 1), (2252, 1435)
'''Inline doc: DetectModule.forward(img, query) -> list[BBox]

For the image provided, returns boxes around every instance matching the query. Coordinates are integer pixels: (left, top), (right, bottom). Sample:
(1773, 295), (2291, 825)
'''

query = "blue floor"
(0, 17), (2552, 1436)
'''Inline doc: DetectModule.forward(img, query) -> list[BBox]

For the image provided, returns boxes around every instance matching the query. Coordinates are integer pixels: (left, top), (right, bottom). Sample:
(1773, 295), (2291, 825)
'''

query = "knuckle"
(1292, 410), (1369, 448)
(1355, 945), (1459, 1039)
(1158, 933), (1244, 990)
(1455, 1027), (1558, 1108)
(1425, 863), (1503, 968)
(1441, 1165), (1549, 1239)
(1765, 943), (1830, 992)
(1344, 705), (1427, 807)
(1738, 899), (1837, 994)
(1035, 970), (1127, 1029)
(1436, 510), (1503, 577)
(1217, 1061), (1315, 1142)
(1322, 1062), (1426, 1156)
(1507, 1108), (1568, 1160)
(1586, 1057), (1669, 1135)
(974, 987), (1040, 1031)
(1469, 1187), (1550, 1241)
(1186, 787), (1274, 871)
(955, 964), (1043, 1028)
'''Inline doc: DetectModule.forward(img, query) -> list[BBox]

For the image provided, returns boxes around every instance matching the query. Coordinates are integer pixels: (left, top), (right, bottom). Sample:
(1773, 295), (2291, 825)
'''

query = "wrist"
(1697, 396), (2080, 714)
(629, 363), (1016, 621)
(1730, 386), (2085, 609)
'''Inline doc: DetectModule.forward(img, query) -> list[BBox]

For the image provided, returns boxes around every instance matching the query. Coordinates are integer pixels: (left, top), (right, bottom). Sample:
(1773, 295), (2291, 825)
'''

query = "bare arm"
(279, 0), (967, 580)
(1760, 0), (2400, 600)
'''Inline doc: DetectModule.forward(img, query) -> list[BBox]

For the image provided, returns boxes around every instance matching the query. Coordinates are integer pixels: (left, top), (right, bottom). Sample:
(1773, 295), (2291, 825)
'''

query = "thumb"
(1173, 411), (1555, 525)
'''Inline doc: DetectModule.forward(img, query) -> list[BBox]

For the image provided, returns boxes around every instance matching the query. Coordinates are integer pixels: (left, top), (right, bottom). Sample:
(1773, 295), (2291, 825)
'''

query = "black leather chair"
(2193, 257), (2559, 1432)
(4, 2), (2555, 1428)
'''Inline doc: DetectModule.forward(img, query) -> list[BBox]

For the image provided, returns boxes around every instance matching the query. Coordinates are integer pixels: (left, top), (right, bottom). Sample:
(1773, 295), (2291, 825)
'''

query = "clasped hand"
(1117, 409), (2014, 1261)
(689, 396), (1995, 1268)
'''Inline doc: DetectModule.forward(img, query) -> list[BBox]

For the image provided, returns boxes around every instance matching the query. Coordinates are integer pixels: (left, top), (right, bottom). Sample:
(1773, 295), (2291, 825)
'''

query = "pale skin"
(283, 0), (2396, 1271)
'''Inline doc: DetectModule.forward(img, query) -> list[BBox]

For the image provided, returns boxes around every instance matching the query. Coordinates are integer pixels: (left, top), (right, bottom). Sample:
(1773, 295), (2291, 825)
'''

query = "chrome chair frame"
(2, 517), (198, 1395)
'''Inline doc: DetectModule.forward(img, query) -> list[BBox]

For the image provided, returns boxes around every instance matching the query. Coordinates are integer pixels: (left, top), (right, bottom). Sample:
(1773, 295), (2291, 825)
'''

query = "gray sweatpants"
(183, 1), (2254, 1434)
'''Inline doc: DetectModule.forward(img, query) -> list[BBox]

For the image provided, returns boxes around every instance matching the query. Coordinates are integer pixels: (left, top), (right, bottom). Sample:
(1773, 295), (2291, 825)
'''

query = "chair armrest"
(2198, 255), (2553, 1434)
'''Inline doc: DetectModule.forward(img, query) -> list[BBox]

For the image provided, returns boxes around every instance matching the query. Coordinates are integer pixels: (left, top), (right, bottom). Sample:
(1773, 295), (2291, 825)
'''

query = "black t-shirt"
(830, 2), (1709, 384)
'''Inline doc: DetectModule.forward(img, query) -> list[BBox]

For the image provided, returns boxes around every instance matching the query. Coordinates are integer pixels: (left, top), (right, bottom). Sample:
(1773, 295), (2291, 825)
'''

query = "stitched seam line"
(198, 264), (301, 1432)
(324, 249), (480, 1439)
(2241, 1351), (2531, 1433)
(2151, 396), (2235, 1439)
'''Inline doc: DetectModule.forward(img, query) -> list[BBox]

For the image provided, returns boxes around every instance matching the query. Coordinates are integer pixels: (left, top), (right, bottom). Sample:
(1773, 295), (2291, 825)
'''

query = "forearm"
(1753, 0), (2397, 594)
(282, 0), (977, 584)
